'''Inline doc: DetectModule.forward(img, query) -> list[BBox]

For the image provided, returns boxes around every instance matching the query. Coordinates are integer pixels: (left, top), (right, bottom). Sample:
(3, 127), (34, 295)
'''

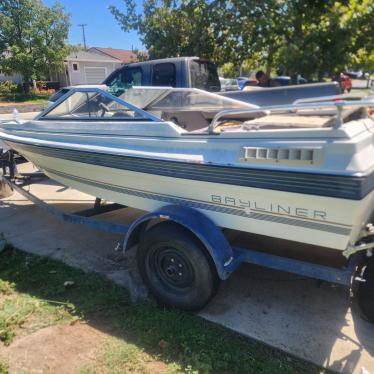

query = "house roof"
(65, 50), (121, 63)
(90, 47), (148, 63)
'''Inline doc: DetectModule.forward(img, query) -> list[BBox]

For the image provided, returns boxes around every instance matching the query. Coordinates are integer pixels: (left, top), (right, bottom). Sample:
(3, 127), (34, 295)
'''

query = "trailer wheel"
(137, 222), (219, 311)
(358, 259), (374, 322)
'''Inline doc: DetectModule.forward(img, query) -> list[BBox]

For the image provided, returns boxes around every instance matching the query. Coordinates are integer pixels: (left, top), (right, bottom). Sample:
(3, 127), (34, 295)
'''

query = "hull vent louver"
(241, 147), (320, 165)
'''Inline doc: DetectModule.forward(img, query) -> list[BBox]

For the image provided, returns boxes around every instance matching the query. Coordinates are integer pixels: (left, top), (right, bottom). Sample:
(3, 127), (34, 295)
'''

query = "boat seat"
(244, 114), (332, 129)
(242, 107), (366, 129)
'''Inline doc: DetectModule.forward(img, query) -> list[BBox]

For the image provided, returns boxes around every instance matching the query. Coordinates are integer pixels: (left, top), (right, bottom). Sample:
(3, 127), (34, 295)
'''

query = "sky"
(42, 0), (143, 50)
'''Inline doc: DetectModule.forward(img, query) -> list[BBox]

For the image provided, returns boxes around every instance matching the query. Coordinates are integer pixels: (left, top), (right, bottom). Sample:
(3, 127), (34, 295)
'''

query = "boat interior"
(39, 87), (372, 134)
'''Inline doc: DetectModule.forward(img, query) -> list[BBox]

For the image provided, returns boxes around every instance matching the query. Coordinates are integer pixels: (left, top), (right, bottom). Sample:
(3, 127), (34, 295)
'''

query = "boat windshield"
(117, 87), (255, 132)
(41, 90), (157, 121)
(118, 88), (372, 133)
(120, 87), (254, 112)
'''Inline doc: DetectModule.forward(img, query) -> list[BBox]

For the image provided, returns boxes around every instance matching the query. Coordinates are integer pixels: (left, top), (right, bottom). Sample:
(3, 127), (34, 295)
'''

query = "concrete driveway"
(0, 164), (373, 373)
(0, 111), (40, 121)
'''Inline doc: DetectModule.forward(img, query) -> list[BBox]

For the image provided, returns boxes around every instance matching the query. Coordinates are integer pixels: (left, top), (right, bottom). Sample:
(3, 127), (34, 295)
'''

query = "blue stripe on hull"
(8, 140), (374, 200)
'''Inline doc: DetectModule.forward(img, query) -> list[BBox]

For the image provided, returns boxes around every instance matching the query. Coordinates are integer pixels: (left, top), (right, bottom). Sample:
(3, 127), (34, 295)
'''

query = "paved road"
(352, 79), (373, 89)
(1, 163), (373, 373)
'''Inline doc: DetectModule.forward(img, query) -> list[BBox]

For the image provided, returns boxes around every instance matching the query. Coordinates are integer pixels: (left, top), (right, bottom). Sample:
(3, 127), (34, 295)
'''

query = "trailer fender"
(123, 205), (234, 279)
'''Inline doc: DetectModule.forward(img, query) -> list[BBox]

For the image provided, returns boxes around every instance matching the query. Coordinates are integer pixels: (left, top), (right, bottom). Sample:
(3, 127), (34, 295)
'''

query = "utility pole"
(78, 24), (87, 49)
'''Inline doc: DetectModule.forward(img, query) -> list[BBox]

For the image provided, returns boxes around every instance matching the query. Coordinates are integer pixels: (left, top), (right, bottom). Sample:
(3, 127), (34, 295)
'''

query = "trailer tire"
(137, 221), (219, 311)
(358, 259), (374, 322)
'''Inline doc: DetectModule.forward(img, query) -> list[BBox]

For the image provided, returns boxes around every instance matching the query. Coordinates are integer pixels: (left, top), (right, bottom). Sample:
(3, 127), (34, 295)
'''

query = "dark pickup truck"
(49, 56), (341, 107)
(104, 56), (221, 93)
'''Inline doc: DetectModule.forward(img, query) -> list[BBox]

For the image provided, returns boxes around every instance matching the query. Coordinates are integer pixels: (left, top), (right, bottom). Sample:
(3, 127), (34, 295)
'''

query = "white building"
(61, 50), (122, 86)
(0, 71), (23, 84)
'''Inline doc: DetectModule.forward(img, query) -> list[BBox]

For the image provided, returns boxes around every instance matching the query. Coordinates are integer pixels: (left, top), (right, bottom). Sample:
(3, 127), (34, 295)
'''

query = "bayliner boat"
(0, 87), (373, 256)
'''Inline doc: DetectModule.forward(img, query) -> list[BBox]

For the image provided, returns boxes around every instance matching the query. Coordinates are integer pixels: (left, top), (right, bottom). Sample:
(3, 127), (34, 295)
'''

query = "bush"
(0, 81), (18, 94)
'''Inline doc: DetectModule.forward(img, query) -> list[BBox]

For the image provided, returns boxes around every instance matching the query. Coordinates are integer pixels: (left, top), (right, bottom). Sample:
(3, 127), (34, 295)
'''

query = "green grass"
(0, 358), (8, 374)
(0, 246), (324, 373)
(0, 283), (75, 345)
(0, 92), (51, 105)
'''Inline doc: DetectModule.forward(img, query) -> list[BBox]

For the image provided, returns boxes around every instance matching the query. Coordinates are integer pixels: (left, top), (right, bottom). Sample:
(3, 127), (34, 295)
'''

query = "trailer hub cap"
(152, 248), (194, 288)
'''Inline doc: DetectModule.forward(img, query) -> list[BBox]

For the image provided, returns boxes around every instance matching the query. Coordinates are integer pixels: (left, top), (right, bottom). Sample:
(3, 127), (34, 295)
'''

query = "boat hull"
(11, 142), (374, 252)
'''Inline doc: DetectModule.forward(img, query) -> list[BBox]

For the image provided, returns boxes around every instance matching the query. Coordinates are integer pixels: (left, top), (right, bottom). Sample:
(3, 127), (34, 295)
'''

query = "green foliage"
(109, 0), (219, 60)
(0, 81), (17, 95)
(220, 62), (238, 78)
(0, 0), (71, 84)
(352, 49), (374, 73)
(110, 0), (374, 78)
(0, 278), (74, 345)
(0, 359), (9, 374)
(0, 280), (14, 295)
(273, 0), (374, 79)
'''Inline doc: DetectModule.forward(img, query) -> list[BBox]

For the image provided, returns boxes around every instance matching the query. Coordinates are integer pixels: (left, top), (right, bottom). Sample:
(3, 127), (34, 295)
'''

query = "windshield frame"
(36, 87), (162, 122)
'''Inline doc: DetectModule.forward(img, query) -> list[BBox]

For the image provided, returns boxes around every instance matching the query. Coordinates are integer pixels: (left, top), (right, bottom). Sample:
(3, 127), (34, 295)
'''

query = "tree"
(272, 0), (374, 80)
(109, 0), (220, 61)
(110, 0), (374, 80)
(0, 0), (71, 89)
(220, 62), (238, 78)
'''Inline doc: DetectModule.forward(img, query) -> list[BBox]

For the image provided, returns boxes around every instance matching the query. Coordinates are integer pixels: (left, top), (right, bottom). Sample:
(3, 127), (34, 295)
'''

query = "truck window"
(152, 63), (176, 87)
(189, 60), (220, 92)
(107, 67), (143, 95)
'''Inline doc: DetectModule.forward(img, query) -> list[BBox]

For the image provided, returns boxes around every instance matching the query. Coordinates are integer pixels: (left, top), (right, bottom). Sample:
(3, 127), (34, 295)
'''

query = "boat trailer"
(1, 158), (373, 318)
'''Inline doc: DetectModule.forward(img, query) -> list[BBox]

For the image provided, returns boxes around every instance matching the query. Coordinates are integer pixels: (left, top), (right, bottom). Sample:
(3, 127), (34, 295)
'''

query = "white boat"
(0, 87), (373, 256)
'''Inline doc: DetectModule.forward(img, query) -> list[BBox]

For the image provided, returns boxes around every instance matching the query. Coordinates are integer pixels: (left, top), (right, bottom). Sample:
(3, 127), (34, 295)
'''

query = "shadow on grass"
(0, 246), (322, 373)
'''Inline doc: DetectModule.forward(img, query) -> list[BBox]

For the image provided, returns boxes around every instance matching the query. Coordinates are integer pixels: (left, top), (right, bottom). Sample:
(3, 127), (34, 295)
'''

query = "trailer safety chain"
(343, 223), (374, 258)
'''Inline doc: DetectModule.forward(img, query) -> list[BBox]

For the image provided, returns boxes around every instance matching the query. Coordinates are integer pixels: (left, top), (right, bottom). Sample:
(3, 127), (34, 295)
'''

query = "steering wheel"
(170, 116), (186, 129)
(99, 102), (110, 117)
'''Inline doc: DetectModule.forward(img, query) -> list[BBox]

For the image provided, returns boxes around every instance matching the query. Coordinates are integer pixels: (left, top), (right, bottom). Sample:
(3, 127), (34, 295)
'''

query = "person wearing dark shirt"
(255, 70), (271, 87)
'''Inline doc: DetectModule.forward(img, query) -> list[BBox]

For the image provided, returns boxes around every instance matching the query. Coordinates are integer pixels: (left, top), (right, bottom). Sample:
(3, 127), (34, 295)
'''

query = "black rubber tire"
(358, 259), (374, 322)
(137, 222), (219, 311)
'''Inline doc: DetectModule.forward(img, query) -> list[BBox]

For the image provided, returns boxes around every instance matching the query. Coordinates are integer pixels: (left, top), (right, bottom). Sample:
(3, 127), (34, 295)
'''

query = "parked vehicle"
(223, 82), (341, 106)
(241, 79), (258, 90)
(49, 57), (341, 108)
(272, 75), (307, 86)
(237, 77), (252, 90)
(104, 57), (221, 94)
(219, 77), (240, 91)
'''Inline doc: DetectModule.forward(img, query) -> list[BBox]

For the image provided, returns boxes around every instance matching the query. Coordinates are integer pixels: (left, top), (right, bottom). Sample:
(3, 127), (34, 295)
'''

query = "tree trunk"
(21, 76), (31, 94)
(266, 63), (272, 77)
(266, 45), (275, 77)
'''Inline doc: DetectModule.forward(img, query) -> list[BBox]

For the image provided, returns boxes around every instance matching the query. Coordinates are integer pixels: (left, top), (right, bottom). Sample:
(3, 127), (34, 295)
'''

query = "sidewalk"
(0, 111), (40, 121)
